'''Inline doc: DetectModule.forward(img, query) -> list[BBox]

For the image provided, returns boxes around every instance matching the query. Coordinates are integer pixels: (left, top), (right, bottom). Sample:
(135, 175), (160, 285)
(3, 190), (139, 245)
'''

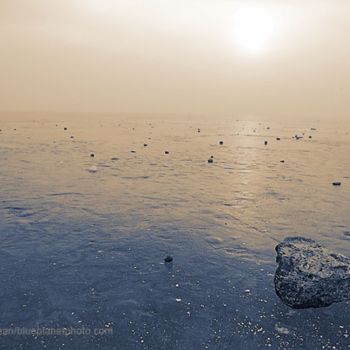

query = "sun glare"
(84, 0), (112, 13)
(233, 6), (275, 54)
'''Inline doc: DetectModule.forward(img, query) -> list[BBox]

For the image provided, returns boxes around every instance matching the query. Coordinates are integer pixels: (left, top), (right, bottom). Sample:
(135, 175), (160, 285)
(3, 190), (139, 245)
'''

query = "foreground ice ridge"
(275, 237), (350, 309)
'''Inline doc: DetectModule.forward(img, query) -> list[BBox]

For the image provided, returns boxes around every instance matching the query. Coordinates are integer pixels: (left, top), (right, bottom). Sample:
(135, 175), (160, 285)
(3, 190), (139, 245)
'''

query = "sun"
(233, 6), (275, 54)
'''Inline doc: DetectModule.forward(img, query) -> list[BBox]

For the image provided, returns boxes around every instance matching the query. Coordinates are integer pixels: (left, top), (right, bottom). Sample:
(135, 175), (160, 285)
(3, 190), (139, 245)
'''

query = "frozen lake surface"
(0, 117), (349, 349)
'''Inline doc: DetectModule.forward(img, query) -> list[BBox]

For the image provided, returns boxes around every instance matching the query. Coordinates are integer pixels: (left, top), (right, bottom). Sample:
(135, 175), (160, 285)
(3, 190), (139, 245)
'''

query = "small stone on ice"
(164, 256), (173, 263)
(275, 324), (290, 335)
(88, 166), (98, 173)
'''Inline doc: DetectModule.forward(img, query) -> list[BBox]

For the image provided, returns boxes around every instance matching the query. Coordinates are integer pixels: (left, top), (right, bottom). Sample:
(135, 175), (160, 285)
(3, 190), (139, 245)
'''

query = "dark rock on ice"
(275, 237), (350, 309)
(164, 256), (173, 263)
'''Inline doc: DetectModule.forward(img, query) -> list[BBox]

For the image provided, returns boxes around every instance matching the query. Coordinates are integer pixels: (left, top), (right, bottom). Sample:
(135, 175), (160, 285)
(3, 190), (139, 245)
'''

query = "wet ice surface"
(0, 117), (350, 349)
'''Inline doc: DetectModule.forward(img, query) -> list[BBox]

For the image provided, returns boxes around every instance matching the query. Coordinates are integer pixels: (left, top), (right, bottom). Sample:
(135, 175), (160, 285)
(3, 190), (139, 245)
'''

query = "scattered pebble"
(144, 143), (148, 147)
(88, 166), (98, 173)
(219, 141), (224, 145)
(275, 324), (290, 335)
(332, 182), (341, 186)
(276, 137), (281, 141)
(164, 151), (169, 154)
(208, 158), (213, 163)
(164, 256), (173, 263)
(264, 141), (268, 145)
(90, 153), (95, 157)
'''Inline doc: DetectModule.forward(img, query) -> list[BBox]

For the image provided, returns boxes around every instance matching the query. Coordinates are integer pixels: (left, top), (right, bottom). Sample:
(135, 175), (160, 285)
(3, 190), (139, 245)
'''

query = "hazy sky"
(1, 0), (349, 120)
